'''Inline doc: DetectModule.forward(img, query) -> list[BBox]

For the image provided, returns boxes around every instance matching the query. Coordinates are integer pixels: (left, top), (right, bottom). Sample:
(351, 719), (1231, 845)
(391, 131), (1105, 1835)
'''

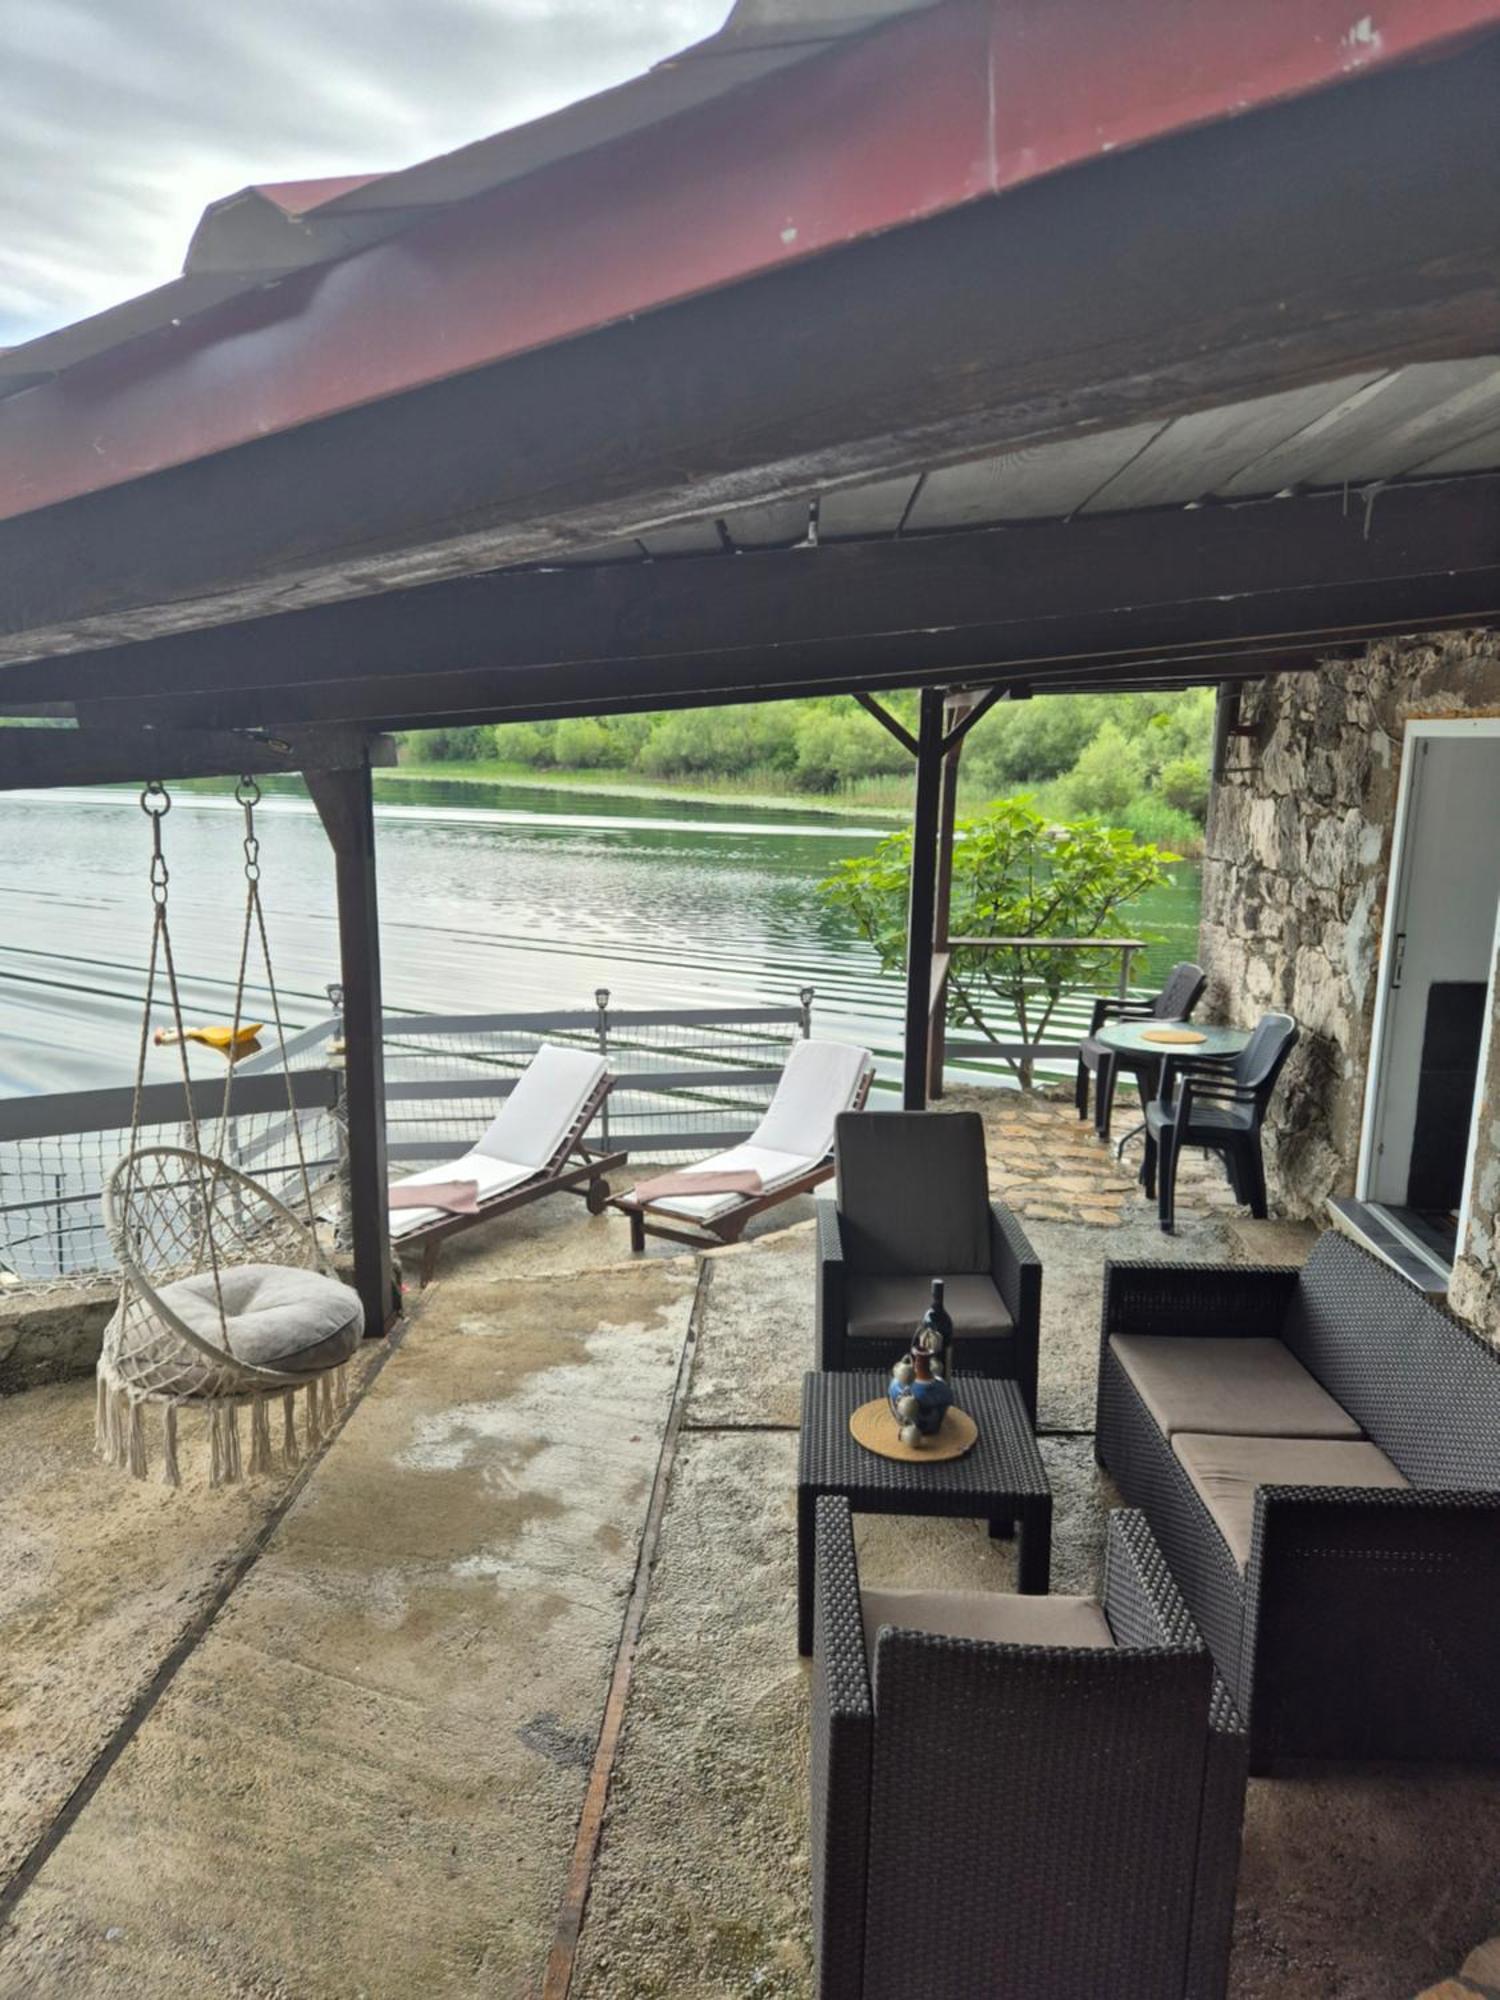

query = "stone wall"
(1198, 630), (1500, 1334)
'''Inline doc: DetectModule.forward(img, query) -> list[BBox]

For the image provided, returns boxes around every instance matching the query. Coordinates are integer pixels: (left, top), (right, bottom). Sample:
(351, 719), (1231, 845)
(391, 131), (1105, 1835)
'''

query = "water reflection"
(0, 780), (1201, 1097)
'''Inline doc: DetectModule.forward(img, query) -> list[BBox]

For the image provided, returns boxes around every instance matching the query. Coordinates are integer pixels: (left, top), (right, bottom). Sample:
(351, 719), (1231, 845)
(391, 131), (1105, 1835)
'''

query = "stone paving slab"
(0, 1365), (355, 1903)
(0, 1261), (695, 1999)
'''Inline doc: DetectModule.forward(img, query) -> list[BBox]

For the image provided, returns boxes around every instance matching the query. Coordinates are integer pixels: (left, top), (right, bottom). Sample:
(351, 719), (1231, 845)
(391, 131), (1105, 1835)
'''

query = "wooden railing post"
(927, 693), (973, 1101)
(903, 689), (946, 1109)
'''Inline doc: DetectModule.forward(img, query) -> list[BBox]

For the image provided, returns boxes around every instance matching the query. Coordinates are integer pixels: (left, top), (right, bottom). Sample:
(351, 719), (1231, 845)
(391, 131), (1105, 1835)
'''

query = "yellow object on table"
(1140, 1027), (1206, 1045)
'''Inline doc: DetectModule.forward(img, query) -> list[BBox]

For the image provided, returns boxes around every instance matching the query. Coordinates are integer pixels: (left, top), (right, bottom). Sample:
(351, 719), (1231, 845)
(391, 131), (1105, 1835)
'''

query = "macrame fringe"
(95, 1371), (112, 1460)
(127, 1398), (148, 1480)
(249, 1392), (273, 1476)
(209, 1402), (225, 1488)
(161, 1403), (181, 1489)
(95, 1363), (347, 1488)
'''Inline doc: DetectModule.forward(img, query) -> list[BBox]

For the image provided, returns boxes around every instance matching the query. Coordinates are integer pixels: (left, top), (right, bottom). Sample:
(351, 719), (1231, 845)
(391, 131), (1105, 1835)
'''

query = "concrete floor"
(1, 1115), (1497, 1997)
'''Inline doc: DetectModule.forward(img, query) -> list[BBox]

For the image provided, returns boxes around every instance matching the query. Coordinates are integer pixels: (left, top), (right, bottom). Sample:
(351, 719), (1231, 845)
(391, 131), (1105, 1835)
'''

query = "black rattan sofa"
(811, 1497), (1246, 1999)
(815, 1110), (1042, 1420)
(1096, 1230), (1500, 1771)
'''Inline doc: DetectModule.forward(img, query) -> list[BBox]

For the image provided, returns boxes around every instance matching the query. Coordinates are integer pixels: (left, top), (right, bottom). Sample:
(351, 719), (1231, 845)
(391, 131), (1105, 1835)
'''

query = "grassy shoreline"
(381, 760), (1206, 853)
(383, 759), (914, 818)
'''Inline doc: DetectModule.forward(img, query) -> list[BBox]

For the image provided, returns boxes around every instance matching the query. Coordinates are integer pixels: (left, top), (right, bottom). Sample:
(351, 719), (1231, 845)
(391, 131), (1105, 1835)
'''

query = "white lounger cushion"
(753, 1039), (873, 1159)
(389, 1042), (608, 1237)
(642, 1040), (872, 1222)
(472, 1043), (609, 1168)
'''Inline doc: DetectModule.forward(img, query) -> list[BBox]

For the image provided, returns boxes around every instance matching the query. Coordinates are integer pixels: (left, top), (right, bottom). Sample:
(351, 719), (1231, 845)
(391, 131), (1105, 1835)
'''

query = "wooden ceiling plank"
(1078, 373), (1384, 512)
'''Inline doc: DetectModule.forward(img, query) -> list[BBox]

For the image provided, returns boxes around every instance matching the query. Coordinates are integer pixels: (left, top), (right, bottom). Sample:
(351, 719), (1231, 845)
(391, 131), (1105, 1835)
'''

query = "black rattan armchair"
(816, 1111), (1041, 1421)
(1075, 960), (1207, 1139)
(1143, 1011), (1298, 1231)
(811, 1496), (1247, 2000)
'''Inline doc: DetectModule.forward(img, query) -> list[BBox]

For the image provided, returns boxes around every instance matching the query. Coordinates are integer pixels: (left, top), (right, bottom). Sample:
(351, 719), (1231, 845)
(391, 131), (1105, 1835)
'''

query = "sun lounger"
(614, 1038), (875, 1252)
(388, 1042), (624, 1284)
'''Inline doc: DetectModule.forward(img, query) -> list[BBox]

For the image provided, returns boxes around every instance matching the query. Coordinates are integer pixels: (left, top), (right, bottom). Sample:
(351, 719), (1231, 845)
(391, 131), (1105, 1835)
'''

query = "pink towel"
(631, 1168), (765, 1202)
(389, 1179), (480, 1214)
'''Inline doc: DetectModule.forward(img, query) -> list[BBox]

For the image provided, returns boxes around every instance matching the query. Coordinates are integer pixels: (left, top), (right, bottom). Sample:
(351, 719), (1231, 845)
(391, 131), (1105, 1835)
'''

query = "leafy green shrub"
(400, 725), (496, 764)
(639, 703), (800, 778)
(820, 797), (1172, 1087)
(1156, 753), (1210, 821)
(1060, 721), (1147, 818)
(1115, 795), (1202, 851)
(792, 709), (910, 792)
(553, 716), (640, 769)
(492, 721), (557, 766)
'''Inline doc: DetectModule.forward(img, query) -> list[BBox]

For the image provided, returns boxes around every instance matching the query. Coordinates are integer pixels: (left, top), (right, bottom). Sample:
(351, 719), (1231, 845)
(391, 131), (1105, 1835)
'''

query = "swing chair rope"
(214, 778), (316, 1228)
(127, 782), (229, 1339)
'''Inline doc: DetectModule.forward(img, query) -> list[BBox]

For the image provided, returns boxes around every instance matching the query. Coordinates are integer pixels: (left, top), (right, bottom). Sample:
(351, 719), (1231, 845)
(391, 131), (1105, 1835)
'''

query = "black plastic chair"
(1075, 961), (1208, 1139)
(1143, 1011), (1299, 1232)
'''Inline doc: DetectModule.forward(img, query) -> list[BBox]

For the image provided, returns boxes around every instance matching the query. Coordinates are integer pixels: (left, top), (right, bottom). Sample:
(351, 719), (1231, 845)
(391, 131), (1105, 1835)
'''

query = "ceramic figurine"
(888, 1344), (953, 1445)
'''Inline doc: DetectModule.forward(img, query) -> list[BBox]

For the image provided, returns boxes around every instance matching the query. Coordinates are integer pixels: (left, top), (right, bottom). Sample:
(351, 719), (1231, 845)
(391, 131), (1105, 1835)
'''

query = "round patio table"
(1094, 1019), (1250, 1062)
(1093, 1019), (1252, 1167)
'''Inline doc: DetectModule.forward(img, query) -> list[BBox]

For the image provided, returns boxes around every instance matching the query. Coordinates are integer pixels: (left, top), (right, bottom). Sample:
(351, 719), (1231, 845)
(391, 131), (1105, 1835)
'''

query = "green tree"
(1156, 752), (1210, 821)
(820, 798), (1174, 1088)
(1060, 720), (1147, 818)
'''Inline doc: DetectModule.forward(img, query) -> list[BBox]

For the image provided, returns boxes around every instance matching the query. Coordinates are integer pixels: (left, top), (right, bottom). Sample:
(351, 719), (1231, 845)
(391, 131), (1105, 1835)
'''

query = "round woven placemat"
(1141, 1026), (1207, 1045)
(848, 1397), (979, 1464)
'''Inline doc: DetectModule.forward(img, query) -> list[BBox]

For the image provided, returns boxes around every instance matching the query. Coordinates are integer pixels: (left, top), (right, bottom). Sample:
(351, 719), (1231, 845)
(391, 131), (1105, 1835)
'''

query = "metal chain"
(127, 780), (229, 1335)
(215, 778), (317, 1230)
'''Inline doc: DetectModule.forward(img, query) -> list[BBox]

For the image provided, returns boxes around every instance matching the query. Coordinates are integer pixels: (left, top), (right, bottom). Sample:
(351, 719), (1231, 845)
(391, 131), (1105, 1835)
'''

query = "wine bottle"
(915, 1278), (954, 1378)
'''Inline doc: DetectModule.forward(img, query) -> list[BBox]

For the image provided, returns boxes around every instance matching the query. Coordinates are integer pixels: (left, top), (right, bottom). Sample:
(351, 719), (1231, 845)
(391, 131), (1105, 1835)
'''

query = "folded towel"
(631, 1168), (765, 1202)
(388, 1179), (480, 1214)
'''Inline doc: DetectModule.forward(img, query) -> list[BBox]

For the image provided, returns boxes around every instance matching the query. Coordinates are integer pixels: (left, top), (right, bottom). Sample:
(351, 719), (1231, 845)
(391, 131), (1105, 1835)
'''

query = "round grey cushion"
(155, 1262), (363, 1374)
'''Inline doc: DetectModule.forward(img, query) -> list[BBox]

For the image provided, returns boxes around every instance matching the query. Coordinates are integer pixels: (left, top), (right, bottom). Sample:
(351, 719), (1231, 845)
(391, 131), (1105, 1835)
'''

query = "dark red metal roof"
(3, 0), (1499, 524)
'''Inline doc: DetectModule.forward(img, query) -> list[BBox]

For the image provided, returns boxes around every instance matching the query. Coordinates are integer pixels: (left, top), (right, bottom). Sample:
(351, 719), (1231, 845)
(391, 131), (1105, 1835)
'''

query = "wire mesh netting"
(0, 1105), (342, 1289)
(1, 997), (812, 1289)
(383, 1005), (807, 1165)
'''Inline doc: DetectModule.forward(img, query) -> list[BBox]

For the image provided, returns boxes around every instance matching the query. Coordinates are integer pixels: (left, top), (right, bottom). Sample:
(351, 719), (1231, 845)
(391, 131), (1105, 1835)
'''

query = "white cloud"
(0, 0), (728, 345)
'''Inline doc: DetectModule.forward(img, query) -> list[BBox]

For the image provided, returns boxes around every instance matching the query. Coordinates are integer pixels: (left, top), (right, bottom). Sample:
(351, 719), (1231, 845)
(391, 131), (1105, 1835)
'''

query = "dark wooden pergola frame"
(3, 17), (1499, 1338)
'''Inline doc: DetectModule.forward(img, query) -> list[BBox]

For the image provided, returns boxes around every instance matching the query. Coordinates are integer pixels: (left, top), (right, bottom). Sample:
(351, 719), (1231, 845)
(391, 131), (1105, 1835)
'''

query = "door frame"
(1356, 715), (1500, 1202)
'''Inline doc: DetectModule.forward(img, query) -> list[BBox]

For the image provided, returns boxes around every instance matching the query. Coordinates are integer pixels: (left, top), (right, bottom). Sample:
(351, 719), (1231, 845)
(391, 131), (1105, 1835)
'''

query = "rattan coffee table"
(797, 1370), (1052, 1655)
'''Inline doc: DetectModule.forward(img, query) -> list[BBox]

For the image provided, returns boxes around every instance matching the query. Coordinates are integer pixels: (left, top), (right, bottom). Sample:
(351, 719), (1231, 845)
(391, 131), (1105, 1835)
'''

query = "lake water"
(0, 776), (1201, 1099)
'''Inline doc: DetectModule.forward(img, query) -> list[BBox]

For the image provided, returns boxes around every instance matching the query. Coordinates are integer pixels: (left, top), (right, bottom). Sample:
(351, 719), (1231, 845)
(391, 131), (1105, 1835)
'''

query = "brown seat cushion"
(845, 1272), (1014, 1343)
(1110, 1335), (1361, 1441)
(862, 1587), (1114, 1659)
(1172, 1432), (1409, 1570)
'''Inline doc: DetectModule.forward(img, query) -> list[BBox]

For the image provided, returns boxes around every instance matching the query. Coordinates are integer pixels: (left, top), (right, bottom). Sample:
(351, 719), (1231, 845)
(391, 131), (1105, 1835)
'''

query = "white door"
(1366, 728), (1500, 1206)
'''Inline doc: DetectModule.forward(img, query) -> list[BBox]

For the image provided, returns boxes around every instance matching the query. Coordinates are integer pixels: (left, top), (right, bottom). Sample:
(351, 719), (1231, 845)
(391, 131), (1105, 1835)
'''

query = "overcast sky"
(2, 0), (729, 348)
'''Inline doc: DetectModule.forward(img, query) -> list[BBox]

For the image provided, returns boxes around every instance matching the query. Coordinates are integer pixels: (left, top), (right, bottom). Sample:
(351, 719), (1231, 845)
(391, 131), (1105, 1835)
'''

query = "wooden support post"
(903, 688), (945, 1110)
(927, 698), (969, 1101)
(306, 760), (395, 1337)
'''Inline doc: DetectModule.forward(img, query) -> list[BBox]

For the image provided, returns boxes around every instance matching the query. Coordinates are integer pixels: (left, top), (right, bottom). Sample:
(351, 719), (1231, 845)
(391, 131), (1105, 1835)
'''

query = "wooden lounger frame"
(393, 1074), (625, 1286)
(613, 1068), (872, 1254)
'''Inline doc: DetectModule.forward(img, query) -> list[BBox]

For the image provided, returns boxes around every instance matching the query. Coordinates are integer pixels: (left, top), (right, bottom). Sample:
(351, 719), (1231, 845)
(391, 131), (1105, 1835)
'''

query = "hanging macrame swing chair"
(97, 779), (364, 1488)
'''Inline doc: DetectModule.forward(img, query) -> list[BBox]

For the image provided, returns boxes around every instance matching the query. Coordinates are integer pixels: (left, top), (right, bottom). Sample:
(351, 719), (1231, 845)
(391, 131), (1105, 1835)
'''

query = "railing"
(0, 1070), (343, 1286)
(928, 937), (1146, 1093)
(0, 990), (815, 1284)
